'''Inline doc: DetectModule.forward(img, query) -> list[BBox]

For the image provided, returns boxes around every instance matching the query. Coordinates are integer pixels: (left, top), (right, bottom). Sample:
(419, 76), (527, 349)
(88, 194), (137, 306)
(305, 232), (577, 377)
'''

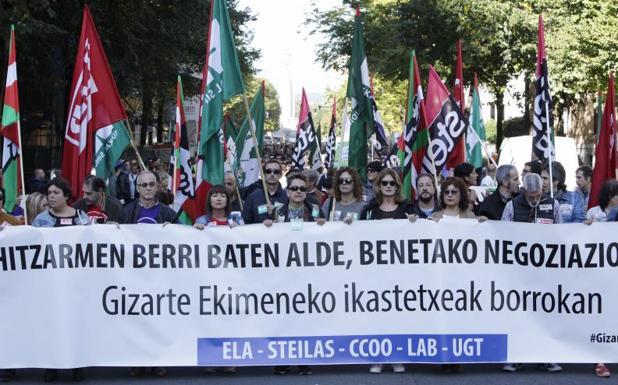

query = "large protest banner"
(0, 220), (617, 368)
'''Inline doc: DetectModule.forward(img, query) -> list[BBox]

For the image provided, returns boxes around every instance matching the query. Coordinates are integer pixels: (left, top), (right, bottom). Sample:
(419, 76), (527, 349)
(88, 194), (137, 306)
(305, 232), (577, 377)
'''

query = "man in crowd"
(480, 161), (497, 187)
(128, 161), (140, 202)
(119, 170), (177, 225)
(27, 168), (49, 194)
(410, 173), (439, 218)
(73, 176), (123, 223)
(108, 161), (123, 198)
(502, 173), (561, 224)
(242, 159), (288, 224)
(116, 160), (132, 205)
(479, 165), (519, 220)
(541, 161), (586, 223)
(364, 161), (384, 201)
(521, 160), (543, 179)
(575, 165), (592, 208)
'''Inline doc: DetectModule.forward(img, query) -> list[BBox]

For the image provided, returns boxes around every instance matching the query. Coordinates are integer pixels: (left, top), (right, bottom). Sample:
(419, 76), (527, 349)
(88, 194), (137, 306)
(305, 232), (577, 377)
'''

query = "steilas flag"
(234, 83), (265, 188)
(194, 0), (245, 216)
(447, 40), (466, 169)
(1, 25), (24, 216)
(422, 65), (468, 175)
(62, 6), (130, 199)
(588, 72), (616, 209)
(291, 88), (320, 170)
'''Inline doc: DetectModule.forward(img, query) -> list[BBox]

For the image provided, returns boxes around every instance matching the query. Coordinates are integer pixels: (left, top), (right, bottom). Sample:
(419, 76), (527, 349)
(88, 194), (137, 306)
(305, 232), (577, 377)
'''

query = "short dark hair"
(543, 161), (566, 192)
(264, 158), (282, 170)
(454, 162), (475, 179)
(525, 160), (543, 176)
(287, 173), (307, 187)
(598, 180), (618, 211)
(84, 175), (106, 192)
(48, 177), (72, 199)
(576, 165), (593, 179)
(206, 184), (231, 216)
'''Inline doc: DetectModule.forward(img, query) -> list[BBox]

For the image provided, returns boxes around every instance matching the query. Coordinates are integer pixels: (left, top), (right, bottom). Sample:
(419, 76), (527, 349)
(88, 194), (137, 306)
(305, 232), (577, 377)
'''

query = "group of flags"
(0, 5), (616, 221)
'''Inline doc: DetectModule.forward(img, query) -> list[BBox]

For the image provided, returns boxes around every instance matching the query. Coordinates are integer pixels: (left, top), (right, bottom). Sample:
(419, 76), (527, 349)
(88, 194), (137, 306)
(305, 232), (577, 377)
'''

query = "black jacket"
(73, 195), (123, 223)
(242, 183), (288, 224)
(119, 200), (178, 224)
(116, 171), (131, 203)
(479, 190), (513, 221)
(273, 199), (325, 222)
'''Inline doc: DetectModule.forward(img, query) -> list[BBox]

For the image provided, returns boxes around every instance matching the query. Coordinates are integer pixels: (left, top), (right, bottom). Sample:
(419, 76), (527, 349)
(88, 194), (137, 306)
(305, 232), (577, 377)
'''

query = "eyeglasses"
(381, 180), (397, 187)
(288, 186), (307, 192)
(339, 178), (352, 185)
(265, 168), (281, 175)
(137, 182), (157, 188)
(444, 189), (459, 196)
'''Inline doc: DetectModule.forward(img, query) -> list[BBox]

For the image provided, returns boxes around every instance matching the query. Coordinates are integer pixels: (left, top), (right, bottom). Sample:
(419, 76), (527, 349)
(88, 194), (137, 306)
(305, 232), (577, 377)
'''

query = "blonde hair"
(26, 192), (47, 225)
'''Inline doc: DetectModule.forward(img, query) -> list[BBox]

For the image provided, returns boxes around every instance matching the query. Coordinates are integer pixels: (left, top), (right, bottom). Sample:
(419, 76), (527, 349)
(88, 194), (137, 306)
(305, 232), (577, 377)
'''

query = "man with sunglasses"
(119, 171), (177, 225)
(242, 159), (288, 224)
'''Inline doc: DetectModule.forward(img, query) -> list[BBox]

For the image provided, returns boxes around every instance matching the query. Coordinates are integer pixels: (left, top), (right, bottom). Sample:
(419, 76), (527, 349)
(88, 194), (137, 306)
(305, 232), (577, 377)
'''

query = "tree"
(225, 78), (282, 132)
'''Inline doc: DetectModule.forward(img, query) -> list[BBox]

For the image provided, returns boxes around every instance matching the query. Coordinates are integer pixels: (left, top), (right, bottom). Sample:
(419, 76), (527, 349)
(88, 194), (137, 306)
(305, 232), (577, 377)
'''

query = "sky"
(237, 0), (345, 129)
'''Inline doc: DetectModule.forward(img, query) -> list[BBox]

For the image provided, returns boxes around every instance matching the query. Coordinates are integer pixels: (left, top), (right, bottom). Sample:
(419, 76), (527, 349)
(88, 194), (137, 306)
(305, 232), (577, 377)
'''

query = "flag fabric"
(324, 97), (337, 169)
(346, 7), (374, 181)
(167, 77), (182, 194)
(422, 65), (468, 175)
(62, 6), (130, 199)
(447, 40), (466, 169)
(1, 25), (23, 214)
(369, 78), (388, 148)
(170, 77), (197, 224)
(466, 73), (485, 168)
(223, 113), (238, 166)
(194, 0), (245, 215)
(234, 83), (265, 188)
(291, 88), (320, 170)
(335, 103), (351, 168)
(588, 72), (616, 209)
(532, 14), (555, 162)
(401, 51), (430, 200)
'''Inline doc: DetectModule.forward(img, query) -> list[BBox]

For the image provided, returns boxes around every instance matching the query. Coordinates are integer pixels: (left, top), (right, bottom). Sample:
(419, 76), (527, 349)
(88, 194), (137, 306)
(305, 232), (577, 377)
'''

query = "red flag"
(447, 40), (466, 168)
(589, 72), (616, 208)
(422, 65), (467, 174)
(61, 6), (127, 198)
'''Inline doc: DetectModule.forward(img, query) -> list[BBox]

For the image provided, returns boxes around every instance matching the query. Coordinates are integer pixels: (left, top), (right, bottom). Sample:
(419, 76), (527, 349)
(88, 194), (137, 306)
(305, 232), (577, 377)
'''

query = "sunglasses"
(137, 182), (157, 188)
(288, 186), (307, 192)
(265, 168), (281, 175)
(380, 180), (397, 187)
(444, 189), (459, 196)
(338, 178), (353, 185)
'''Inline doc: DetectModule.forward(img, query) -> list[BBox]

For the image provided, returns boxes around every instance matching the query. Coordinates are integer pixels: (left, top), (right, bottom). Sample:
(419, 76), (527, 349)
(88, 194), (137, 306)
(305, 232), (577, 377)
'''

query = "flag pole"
(223, 156), (244, 212)
(241, 93), (271, 207)
(544, 101), (554, 198)
(123, 119), (147, 171)
(16, 124), (27, 225)
(427, 143), (441, 196)
(329, 198), (337, 221)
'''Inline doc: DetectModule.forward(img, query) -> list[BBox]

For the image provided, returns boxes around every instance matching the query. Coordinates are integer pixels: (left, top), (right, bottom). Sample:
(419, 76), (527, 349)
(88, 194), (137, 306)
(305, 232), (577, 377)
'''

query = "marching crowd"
(1, 153), (617, 382)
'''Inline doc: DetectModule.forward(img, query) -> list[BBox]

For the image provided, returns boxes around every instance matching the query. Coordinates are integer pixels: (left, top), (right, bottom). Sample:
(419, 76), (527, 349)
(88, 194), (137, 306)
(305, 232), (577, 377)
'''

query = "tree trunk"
(496, 92), (505, 151)
(156, 97), (164, 143)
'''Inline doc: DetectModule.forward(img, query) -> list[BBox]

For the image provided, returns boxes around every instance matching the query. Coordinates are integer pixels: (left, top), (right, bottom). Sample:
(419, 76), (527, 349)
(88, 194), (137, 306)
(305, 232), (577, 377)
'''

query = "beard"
(419, 192), (433, 203)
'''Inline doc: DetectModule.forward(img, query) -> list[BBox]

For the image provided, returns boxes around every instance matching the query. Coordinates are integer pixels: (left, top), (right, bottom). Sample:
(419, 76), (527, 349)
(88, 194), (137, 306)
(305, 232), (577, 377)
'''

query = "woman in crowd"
(321, 167), (365, 222)
(431, 177), (478, 220)
(194, 184), (243, 229)
(359, 167), (410, 374)
(31, 177), (88, 382)
(360, 168), (413, 221)
(585, 179), (618, 223)
(263, 173), (324, 375)
(26, 192), (48, 225)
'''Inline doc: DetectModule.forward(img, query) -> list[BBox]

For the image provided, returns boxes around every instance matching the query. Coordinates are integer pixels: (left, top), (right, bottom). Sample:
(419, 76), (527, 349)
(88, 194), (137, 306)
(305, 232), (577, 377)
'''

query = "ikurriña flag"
(588, 72), (616, 209)
(62, 6), (130, 199)
(422, 65), (468, 175)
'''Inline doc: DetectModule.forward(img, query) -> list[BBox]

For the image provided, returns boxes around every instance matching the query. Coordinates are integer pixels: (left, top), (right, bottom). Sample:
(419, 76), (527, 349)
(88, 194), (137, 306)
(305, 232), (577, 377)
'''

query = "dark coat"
(119, 200), (178, 224)
(73, 195), (123, 223)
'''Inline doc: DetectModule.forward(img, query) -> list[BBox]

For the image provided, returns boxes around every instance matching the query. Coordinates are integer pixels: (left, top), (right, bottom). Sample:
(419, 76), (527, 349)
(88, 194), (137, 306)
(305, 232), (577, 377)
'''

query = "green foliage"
(225, 78), (281, 132)
(485, 119), (497, 144)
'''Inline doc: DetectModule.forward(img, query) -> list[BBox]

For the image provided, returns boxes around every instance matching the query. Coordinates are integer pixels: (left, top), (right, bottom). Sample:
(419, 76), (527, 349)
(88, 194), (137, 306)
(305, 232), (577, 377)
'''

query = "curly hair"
(373, 168), (404, 204)
(334, 167), (362, 201)
(439, 177), (469, 211)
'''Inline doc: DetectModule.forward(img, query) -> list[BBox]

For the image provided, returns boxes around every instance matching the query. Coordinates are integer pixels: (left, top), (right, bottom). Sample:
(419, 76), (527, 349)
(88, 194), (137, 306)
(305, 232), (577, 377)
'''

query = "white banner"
(1, 220), (618, 368)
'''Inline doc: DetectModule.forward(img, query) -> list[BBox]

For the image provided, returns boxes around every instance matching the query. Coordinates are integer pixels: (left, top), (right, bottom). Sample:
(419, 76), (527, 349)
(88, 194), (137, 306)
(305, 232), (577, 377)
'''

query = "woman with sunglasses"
(431, 177), (487, 222)
(359, 168), (413, 221)
(321, 167), (365, 222)
(264, 173), (326, 227)
(194, 185), (243, 229)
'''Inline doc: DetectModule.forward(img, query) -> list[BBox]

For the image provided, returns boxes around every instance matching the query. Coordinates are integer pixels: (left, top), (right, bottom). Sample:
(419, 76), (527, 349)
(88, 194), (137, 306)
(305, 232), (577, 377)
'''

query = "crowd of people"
(0, 152), (617, 382)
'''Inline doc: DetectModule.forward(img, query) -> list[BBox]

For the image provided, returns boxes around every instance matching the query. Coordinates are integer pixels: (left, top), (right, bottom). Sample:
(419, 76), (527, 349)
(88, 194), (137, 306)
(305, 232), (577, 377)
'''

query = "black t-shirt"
(366, 204), (413, 220)
(50, 211), (83, 227)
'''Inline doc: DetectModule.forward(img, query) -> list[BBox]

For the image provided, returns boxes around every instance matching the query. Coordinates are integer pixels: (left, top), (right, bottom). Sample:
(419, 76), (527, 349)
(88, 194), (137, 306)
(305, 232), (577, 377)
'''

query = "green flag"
(346, 8), (373, 182)
(199, 0), (245, 186)
(466, 74), (485, 169)
(234, 83), (265, 188)
(94, 121), (132, 179)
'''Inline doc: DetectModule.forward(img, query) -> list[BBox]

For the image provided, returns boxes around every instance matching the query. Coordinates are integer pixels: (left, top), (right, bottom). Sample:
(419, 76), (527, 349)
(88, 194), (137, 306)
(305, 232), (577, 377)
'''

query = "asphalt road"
(3, 364), (611, 385)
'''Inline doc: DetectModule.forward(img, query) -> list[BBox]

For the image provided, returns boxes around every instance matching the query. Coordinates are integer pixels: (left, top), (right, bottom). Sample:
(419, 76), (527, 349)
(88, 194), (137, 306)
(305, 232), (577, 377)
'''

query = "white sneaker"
(546, 363), (562, 372)
(502, 363), (519, 372)
(369, 364), (383, 373)
(392, 363), (406, 373)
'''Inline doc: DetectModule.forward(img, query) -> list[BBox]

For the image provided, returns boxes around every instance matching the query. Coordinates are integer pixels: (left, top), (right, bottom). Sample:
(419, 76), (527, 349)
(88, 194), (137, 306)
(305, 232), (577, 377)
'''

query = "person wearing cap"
(73, 175), (123, 223)
(363, 161), (384, 202)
